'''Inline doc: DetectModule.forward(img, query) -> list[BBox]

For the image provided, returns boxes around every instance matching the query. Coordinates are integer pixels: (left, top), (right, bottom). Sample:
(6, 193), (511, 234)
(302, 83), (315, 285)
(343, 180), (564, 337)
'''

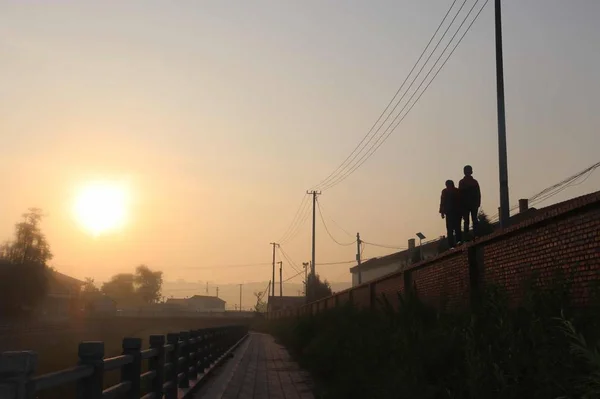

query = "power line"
(278, 194), (310, 244)
(277, 246), (302, 274)
(181, 262), (271, 270)
(316, 198), (356, 246)
(282, 268), (305, 283)
(489, 160), (600, 222)
(362, 241), (407, 250)
(280, 196), (312, 245)
(310, 0), (463, 191)
(320, 0), (489, 191)
(316, 199), (355, 238)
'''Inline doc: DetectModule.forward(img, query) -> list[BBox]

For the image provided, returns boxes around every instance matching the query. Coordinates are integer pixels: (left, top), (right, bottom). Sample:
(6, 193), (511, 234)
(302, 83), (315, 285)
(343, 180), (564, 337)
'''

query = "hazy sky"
(1, 0), (599, 286)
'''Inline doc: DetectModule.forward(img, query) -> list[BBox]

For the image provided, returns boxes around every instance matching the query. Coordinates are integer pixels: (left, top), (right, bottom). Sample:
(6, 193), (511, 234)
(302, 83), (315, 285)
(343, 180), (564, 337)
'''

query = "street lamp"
(416, 232), (426, 261)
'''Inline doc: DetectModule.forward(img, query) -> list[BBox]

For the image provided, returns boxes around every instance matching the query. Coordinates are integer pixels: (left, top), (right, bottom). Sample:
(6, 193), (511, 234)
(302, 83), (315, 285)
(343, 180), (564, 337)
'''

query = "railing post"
(121, 337), (142, 399)
(196, 330), (206, 373)
(178, 331), (190, 388)
(0, 351), (37, 399)
(194, 330), (204, 375)
(166, 333), (179, 399)
(188, 330), (198, 381)
(76, 342), (104, 399)
(149, 335), (165, 398)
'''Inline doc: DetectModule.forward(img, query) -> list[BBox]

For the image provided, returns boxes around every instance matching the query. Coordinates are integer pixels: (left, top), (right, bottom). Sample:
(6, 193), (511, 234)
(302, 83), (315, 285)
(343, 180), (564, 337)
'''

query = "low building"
(165, 295), (226, 312)
(267, 296), (305, 313)
(40, 270), (84, 320)
(187, 295), (226, 312)
(350, 238), (440, 287)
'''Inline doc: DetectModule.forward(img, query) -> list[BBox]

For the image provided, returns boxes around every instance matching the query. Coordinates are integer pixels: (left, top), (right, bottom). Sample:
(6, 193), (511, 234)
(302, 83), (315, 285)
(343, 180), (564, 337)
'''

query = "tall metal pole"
(269, 242), (278, 297)
(356, 232), (362, 285)
(239, 284), (242, 312)
(495, 0), (510, 227)
(278, 261), (283, 296)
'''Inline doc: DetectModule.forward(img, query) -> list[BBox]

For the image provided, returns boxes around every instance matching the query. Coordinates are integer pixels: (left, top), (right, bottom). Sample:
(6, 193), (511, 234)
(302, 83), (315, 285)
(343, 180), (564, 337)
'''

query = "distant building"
(349, 238), (440, 287)
(40, 270), (84, 320)
(165, 295), (226, 312)
(267, 296), (305, 313)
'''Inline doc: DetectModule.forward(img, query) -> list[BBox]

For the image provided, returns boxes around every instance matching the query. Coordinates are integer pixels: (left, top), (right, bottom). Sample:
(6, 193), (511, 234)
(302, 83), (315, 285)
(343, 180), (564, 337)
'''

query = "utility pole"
(206, 282), (208, 295)
(239, 284), (242, 312)
(216, 286), (219, 298)
(306, 191), (321, 277)
(302, 262), (309, 299)
(495, 0), (510, 228)
(356, 232), (362, 285)
(278, 261), (283, 297)
(269, 242), (279, 297)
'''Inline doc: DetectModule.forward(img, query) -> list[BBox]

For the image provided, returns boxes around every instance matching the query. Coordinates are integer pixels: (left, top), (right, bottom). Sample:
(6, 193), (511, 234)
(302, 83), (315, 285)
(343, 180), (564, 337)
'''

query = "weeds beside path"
(265, 280), (600, 399)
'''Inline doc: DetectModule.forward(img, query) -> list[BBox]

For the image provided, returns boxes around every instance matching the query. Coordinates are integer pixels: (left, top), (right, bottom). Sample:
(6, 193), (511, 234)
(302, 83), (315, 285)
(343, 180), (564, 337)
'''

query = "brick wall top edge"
(466, 190), (600, 248)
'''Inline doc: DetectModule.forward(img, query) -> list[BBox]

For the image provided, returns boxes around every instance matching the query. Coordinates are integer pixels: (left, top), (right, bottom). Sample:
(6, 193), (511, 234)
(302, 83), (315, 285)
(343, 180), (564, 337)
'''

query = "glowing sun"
(74, 181), (129, 235)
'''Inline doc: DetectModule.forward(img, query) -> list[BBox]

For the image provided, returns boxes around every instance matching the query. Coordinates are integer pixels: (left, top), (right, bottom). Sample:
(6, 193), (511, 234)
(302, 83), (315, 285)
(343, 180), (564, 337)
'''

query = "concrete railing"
(0, 325), (248, 399)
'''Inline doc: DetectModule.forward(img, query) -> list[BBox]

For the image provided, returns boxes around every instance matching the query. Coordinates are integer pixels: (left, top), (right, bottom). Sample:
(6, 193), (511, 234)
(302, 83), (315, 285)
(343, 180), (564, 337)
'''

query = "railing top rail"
(32, 364), (93, 392)
(103, 354), (133, 371)
(0, 324), (249, 399)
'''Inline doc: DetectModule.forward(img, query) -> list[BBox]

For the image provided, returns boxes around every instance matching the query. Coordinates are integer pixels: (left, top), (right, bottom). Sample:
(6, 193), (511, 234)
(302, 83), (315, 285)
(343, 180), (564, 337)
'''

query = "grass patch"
(266, 277), (600, 399)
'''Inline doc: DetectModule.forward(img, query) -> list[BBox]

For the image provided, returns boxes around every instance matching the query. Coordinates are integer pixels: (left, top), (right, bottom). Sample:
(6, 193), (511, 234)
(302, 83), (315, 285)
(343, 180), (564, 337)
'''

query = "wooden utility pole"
(306, 191), (321, 277)
(239, 284), (242, 312)
(269, 243), (279, 297)
(356, 232), (362, 285)
(278, 261), (283, 296)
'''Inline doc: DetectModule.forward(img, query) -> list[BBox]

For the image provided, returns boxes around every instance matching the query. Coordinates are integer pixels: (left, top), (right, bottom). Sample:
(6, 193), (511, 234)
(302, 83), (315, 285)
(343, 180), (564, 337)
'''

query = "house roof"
(188, 295), (226, 304)
(349, 239), (440, 274)
(47, 270), (84, 296)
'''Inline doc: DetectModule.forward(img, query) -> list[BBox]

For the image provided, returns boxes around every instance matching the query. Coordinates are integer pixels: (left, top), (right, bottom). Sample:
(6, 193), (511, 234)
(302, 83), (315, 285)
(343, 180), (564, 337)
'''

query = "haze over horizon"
(1, 1), (599, 286)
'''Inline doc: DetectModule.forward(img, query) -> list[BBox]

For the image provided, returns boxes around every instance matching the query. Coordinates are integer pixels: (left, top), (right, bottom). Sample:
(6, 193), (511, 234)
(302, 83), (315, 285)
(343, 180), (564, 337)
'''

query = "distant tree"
(478, 210), (496, 237)
(80, 277), (101, 311)
(1, 208), (52, 265)
(134, 265), (163, 304)
(306, 273), (332, 303)
(0, 209), (52, 319)
(253, 291), (267, 313)
(101, 273), (136, 307)
(0, 259), (49, 319)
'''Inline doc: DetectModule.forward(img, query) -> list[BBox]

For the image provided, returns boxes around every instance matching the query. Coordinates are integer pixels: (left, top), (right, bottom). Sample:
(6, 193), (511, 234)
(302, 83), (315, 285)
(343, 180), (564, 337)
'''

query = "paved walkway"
(193, 332), (315, 399)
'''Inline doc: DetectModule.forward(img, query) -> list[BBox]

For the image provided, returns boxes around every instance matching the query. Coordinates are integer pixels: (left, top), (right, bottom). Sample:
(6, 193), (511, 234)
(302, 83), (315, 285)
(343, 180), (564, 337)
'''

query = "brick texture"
(408, 250), (470, 309)
(267, 191), (600, 319)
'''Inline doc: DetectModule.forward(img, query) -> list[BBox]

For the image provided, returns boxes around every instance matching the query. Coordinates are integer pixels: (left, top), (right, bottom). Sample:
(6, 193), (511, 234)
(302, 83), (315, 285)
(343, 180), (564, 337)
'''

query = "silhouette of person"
(439, 180), (462, 248)
(458, 165), (481, 239)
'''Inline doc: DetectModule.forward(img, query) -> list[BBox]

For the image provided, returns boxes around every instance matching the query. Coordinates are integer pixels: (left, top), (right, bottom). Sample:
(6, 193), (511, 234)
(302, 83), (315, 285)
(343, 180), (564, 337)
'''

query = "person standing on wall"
(440, 179), (462, 248)
(459, 165), (481, 240)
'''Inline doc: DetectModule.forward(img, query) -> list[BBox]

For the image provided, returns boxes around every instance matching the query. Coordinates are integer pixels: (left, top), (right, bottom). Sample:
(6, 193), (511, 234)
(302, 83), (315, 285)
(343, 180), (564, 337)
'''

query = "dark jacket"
(439, 187), (460, 215)
(458, 176), (481, 210)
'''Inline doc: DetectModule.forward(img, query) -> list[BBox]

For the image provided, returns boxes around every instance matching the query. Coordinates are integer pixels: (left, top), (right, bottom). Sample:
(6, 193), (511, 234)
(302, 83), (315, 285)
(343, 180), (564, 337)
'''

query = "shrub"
(268, 279), (600, 399)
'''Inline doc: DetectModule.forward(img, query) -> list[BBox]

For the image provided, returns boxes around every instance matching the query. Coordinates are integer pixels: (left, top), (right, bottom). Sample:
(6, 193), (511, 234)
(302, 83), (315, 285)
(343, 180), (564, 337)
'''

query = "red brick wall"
(481, 201), (600, 305)
(409, 251), (470, 309)
(271, 191), (600, 319)
(373, 273), (405, 310)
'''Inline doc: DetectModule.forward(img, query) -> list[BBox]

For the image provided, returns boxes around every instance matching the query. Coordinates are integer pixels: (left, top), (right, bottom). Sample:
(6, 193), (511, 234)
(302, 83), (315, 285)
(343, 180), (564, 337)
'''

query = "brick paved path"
(193, 332), (315, 399)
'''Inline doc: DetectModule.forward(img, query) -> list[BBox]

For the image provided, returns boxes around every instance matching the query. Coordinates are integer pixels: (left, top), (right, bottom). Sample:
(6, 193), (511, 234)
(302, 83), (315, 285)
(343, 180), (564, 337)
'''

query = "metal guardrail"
(0, 325), (248, 399)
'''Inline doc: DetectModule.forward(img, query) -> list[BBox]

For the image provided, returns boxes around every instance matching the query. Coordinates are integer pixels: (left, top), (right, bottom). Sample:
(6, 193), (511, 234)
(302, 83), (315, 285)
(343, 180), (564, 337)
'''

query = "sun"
(74, 181), (129, 235)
